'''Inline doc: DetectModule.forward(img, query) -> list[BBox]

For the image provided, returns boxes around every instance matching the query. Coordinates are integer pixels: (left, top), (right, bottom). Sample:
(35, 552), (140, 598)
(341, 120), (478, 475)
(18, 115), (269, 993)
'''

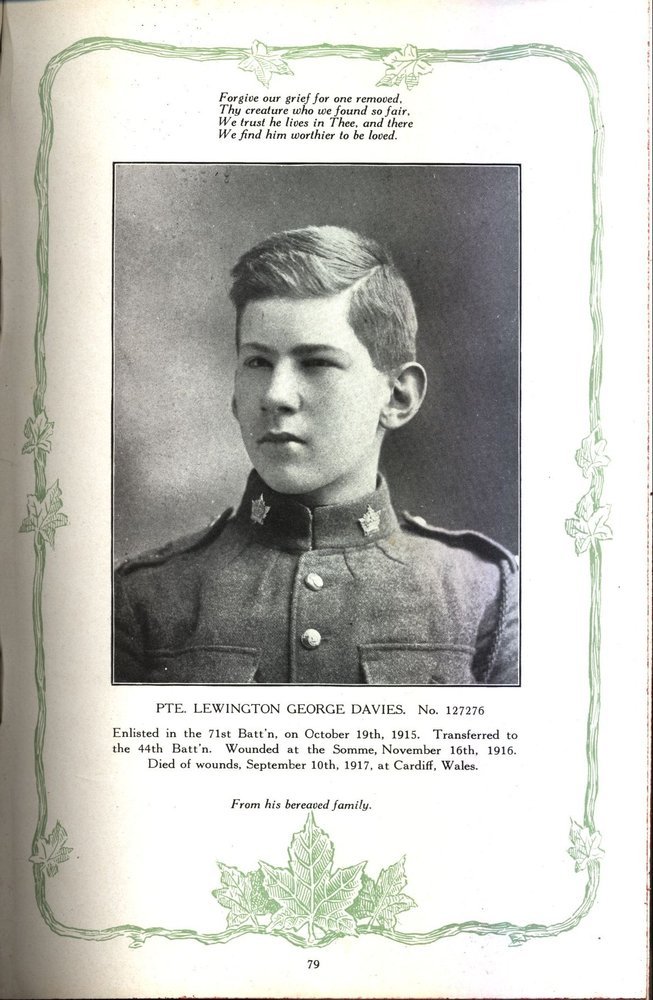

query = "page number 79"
(307, 960), (320, 969)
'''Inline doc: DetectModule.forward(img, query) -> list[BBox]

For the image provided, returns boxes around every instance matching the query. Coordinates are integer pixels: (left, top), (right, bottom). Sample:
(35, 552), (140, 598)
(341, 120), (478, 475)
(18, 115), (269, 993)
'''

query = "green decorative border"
(22, 39), (608, 949)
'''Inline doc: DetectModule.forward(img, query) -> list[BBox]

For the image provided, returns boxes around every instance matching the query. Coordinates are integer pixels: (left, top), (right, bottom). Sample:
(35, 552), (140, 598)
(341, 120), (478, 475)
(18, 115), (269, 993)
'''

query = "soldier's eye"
(243, 356), (272, 368)
(303, 358), (338, 369)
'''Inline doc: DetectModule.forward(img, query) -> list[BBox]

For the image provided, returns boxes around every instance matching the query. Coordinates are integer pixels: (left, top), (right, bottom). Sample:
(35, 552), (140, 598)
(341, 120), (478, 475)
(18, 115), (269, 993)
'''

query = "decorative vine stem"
(24, 37), (606, 948)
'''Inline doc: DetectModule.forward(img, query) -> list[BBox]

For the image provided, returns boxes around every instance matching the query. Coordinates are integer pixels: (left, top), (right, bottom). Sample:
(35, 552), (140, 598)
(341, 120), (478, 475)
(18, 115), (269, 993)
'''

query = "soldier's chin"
(253, 462), (321, 497)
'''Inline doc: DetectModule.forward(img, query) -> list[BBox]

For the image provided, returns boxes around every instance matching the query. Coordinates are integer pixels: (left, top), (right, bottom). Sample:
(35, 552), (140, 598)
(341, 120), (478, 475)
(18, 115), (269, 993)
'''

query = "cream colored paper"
(0, 1), (649, 997)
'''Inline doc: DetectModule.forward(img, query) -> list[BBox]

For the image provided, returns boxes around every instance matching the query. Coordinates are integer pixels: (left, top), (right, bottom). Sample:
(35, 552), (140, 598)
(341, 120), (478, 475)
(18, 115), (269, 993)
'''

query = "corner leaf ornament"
(212, 813), (416, 945)
(565, 492), (612, 555)
(567, 819), (604, 872)
(376, 43), (432, 90)
(29, 821), (73, 877)
(22, 411), (54, 456)
(19, 479), (68, 548)
(575, 428), (610, 478)
(238, 40), (293, 87)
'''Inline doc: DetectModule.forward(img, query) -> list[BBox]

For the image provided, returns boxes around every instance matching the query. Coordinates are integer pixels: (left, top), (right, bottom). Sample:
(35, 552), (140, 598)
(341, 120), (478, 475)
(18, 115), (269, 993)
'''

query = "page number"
(307, 959), (320, 969)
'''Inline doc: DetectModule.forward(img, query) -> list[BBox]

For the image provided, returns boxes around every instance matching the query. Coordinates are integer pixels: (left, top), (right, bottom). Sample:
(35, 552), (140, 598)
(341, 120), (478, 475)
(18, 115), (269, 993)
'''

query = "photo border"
(110, 158), (522, 689)
(22, 37), (606, 950)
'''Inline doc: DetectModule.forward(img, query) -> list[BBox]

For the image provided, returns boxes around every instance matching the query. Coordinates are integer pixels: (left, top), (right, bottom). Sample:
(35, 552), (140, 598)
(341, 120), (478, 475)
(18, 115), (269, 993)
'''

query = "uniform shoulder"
(401, 511), (518, 572)
(115, 507), (234, 576)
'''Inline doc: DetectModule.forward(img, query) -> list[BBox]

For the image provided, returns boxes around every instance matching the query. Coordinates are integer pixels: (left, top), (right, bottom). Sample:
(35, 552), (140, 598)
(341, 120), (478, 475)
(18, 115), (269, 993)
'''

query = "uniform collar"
(235, 469), (399, 552)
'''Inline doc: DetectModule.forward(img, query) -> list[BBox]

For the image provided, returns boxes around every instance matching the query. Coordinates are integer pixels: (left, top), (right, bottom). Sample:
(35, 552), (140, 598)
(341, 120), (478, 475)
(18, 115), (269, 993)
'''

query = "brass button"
(304, 573), (324, 591)
(301, 628), (321, 650)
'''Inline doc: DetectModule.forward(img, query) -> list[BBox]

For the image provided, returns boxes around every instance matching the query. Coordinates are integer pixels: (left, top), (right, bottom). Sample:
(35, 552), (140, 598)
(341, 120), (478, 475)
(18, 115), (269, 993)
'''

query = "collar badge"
(251, 494), (271, 525)
(358, 505), (381, 537)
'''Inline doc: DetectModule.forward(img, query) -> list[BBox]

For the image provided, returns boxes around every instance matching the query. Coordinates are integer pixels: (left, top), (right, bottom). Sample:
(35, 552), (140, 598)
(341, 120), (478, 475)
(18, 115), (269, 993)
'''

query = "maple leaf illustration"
(567, 819), (604, 872)
(575, 429), (610, 478)
(376, 44), (432, 90)
(238, 40), (293, 87)
(565, 492), (612, 555)
(29, 821), (73, 877)
(212, 864), (278, 928)
(19, 480), (69, 548)
(22, 411), (54, 456)
(353, 856), (416, 931)
(260, 812), (364, 943)
(347, 872), (375, 920)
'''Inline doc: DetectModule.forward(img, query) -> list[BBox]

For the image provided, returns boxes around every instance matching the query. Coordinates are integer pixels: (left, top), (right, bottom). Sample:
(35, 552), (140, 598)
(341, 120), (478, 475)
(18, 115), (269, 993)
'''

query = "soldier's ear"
(379, 362), (427, 430)
(231, 396), (239, 420)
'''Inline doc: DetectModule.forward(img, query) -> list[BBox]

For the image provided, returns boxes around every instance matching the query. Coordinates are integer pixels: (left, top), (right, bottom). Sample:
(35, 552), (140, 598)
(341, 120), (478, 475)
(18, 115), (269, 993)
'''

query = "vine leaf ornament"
(212, 864), (278, 929)
(575, 428), (610, 478)
(376, 43), (432, 90)
(29, 821), (73, 877)
(238, 40), (293, 87)
(508, 931), (529, 947)
(565, 492), (612, 555)
(19, 480), (69, 548)
(22, 411), (54, 456)
(567, 819), (604, 872)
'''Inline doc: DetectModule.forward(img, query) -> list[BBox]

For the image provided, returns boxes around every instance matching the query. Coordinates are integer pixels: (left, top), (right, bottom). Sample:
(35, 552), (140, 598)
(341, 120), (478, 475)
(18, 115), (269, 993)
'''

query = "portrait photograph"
(112, 162), (520, 685)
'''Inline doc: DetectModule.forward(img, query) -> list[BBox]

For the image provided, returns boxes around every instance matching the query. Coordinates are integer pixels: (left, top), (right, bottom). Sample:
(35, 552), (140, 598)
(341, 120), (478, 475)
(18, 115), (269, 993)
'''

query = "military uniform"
(114, 471), (518, 685)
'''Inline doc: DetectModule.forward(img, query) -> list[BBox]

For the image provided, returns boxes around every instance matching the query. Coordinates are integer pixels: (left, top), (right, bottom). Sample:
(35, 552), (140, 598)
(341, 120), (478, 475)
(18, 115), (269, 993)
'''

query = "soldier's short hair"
(229, 225), (417, 372)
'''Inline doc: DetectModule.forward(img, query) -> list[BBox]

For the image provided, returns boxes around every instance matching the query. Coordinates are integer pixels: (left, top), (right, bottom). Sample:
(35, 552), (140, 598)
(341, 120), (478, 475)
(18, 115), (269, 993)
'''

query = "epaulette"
(116, 507), (234, 575)
(401, 511), (518, 573)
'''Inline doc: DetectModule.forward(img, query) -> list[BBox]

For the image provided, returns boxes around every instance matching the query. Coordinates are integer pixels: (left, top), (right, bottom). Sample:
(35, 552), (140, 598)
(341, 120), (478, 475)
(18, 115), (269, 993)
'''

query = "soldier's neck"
(274, 468), (381, 510)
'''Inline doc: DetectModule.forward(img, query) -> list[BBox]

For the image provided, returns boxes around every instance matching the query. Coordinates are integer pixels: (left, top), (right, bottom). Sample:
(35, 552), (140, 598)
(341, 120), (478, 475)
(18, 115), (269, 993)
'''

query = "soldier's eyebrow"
(290, 345), (352, 362)
(239, 341), (275, 355)
(239, 342), (352, 363)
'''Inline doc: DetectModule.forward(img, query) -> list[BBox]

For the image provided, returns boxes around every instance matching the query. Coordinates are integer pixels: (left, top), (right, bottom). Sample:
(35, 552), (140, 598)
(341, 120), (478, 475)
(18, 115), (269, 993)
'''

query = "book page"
(0, 1), (649, 997)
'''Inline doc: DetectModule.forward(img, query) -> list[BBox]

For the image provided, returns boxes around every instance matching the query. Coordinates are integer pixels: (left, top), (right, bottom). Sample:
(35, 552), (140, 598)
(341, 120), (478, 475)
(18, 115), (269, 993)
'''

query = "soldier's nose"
(261, 364), (301, 412)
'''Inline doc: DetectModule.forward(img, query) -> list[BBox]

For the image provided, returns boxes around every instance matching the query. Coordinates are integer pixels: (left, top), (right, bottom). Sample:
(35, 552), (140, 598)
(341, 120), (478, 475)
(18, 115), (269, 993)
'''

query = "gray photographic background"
(114, 163), (519, 561)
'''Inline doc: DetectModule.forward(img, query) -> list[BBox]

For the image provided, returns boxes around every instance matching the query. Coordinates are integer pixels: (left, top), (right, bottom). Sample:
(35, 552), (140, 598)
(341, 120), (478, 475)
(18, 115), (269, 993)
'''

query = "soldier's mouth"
(258, 431), (305, 444)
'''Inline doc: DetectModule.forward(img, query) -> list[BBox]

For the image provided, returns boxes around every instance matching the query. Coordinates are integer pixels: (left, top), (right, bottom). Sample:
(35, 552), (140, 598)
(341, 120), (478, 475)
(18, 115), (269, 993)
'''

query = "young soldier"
(114, 226), (518, 685)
